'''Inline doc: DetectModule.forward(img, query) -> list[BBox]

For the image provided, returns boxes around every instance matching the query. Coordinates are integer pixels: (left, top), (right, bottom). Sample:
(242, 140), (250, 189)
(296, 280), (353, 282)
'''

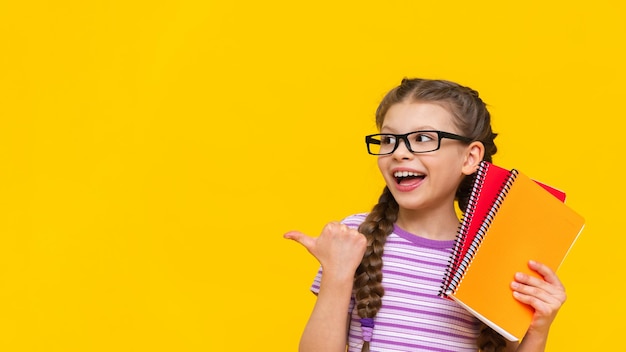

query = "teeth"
(394, 171), (422, 178)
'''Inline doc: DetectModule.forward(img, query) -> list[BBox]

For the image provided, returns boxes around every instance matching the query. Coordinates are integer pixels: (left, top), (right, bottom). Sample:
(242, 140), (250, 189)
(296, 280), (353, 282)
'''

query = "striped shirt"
(311, 213), (481, 352)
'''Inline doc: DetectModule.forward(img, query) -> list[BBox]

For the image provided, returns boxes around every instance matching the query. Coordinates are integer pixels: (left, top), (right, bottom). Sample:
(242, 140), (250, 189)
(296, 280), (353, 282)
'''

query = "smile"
(394, 171), (425, 185)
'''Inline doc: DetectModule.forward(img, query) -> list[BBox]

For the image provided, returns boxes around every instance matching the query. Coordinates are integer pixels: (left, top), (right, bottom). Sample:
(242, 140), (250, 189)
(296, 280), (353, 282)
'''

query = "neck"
(395, 206), (460, 241)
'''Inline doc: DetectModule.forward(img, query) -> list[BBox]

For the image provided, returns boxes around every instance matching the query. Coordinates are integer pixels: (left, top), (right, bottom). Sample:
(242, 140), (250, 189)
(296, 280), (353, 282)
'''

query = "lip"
(390, 168), (425, 192)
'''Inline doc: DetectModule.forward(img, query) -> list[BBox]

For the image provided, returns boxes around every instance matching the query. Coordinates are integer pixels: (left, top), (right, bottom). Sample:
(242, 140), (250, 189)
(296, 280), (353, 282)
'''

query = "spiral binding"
(439, 161), (489, 297)
(439, 165), (519, 298)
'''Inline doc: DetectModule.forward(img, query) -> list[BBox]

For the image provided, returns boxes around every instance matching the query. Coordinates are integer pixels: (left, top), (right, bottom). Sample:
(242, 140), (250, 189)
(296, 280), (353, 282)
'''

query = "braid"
(354, 187), (398, 352)
(477, 323), (507, 352)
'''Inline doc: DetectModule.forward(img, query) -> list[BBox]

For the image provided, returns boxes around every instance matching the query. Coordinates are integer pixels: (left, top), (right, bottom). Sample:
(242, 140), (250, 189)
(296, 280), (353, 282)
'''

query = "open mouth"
(394, 171), (425, 185)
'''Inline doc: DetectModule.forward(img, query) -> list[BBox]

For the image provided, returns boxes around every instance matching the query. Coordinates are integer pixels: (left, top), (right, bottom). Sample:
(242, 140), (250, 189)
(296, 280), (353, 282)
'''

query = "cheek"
(377, 157), (390, 180)
(377, 156), (388, 173)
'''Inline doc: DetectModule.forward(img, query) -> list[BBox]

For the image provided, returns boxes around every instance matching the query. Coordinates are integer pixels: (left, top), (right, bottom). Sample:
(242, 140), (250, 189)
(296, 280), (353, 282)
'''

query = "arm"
(284, 222), (367, 352)
(300, 278), (352, 352)
(509, 260), (567, 352)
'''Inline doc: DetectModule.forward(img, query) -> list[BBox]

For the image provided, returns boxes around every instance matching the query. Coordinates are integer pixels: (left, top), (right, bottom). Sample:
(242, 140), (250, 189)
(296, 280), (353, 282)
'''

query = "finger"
(513, 272), (564, 298)
(528, 260), (564, 288)
(512, 281), (566, 310)
(511, 275), (567, 312)
(283, 230), (316, 252)
(322, 221), (348, 235)
(512, 289), (562, 315)
(511, 277), (565, 303)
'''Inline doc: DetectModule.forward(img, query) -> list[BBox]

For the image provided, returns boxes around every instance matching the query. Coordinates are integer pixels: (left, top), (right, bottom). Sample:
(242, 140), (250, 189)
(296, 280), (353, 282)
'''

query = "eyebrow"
(380, 126), (438, 133)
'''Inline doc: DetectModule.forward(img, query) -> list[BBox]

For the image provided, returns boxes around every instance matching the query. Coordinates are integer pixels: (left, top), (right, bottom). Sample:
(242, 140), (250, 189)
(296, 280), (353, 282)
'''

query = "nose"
(392, 136), (413, 159)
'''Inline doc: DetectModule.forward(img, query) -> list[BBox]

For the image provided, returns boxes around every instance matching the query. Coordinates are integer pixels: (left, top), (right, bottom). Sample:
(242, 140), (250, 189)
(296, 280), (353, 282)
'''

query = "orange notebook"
(440, 161), (585, 341)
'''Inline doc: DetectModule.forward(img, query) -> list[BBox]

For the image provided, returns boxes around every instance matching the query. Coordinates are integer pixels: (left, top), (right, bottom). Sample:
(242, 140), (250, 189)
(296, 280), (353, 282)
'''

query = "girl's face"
(377, 101), (479, 213)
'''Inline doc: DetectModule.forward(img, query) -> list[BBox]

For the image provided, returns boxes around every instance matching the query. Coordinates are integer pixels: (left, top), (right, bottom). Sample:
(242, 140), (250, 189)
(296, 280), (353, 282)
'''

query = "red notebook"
(439, 161), (584, 341)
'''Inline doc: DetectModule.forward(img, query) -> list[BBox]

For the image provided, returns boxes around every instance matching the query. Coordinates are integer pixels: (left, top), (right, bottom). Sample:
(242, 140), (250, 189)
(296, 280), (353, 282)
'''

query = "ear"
(461, 141), (485, 175)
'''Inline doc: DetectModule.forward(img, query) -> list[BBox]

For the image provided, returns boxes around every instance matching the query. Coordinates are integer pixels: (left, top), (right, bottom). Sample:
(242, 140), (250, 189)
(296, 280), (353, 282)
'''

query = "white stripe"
(385, 245), (451, 261)
(375, 312), (479, 337)
(383, 277), (440, 291)
(384, 259), (445, 276)
(383, 295), (476, 319)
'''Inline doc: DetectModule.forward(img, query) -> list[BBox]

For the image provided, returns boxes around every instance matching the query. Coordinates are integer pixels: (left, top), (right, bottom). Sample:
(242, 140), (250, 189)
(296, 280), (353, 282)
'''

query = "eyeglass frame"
(365, 130), (474, 155)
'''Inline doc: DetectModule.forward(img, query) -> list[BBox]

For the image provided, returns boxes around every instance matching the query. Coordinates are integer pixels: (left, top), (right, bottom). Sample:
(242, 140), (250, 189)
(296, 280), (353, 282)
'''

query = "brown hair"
(355, 78), (503, 351)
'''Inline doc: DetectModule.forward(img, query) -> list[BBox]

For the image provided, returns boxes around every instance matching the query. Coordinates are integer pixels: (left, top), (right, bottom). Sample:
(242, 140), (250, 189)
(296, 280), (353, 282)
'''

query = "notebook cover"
(447, 171), (585, 341)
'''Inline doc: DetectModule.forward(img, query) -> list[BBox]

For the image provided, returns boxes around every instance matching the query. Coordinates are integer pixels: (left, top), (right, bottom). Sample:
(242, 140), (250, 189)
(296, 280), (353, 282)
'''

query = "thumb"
(283, 230), (316, 252)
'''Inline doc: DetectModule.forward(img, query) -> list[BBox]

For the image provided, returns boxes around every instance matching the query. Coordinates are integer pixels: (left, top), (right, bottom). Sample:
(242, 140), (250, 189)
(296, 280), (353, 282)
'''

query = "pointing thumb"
(283, 230), (316, 252)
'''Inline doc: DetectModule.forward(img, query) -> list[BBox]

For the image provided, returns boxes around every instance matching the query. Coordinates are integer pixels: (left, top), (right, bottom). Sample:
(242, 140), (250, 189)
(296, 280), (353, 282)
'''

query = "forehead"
(381, 101), (458, 133)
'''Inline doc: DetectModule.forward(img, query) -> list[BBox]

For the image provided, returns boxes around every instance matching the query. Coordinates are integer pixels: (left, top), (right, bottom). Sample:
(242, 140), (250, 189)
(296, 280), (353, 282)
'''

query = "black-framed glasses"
(365, 130), (473, 155)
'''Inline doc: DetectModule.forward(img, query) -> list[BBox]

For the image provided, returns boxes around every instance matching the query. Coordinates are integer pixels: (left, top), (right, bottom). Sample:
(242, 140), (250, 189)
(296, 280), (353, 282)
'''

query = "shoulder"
(340, 213), (369, 229)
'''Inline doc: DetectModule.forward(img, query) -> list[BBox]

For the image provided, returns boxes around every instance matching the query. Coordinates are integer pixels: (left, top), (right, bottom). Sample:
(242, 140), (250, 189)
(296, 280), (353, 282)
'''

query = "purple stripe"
(384, 253), (450, 269)
(384, 269), (443, 284)
(393, 225), (456, 249)
(385, 286), (437, 298)
(380, 304), (479, 326)
(374, 341), (466, 352)
(348, 330), (472, 352)
(374, 320), (479, 340)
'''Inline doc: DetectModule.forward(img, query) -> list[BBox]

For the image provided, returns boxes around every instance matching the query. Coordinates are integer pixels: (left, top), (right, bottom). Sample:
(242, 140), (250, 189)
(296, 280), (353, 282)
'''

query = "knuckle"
(528, 286), (540, 296)
(325, 222), (343, 234)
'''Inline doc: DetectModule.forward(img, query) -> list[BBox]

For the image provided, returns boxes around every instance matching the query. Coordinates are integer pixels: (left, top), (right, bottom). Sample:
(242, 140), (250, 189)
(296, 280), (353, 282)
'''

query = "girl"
(284, 78), (566, 352)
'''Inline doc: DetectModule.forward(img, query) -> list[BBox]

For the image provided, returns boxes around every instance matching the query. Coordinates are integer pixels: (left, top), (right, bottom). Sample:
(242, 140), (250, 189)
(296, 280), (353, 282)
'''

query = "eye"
(412, 132), (436, 143)
(380, 135), (397, 145)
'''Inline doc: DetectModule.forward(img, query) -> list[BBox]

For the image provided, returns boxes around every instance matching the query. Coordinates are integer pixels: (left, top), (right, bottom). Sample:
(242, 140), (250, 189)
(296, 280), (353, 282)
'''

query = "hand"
(284, 222), (367, 281)
(511, 260), (566, 336)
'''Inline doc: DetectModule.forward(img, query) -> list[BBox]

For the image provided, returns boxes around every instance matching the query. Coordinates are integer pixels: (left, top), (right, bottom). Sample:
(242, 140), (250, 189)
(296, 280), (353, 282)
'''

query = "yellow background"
(1, 1), (624, 351)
